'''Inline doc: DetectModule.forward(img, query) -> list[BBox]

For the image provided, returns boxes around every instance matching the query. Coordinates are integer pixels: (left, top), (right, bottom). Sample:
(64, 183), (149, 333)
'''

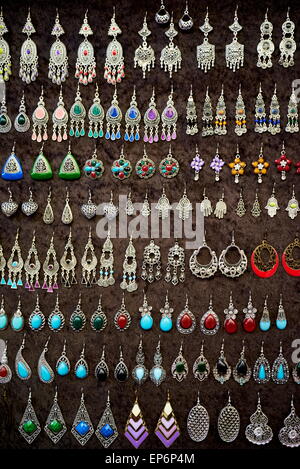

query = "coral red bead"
(204, 314), (217, 330)
(243, 317), (256, 332)
(142, 165), (149, 172)
(117, 315), (127, 329)
(224, 318), (238, 334)
(0, 366), (7, 378)
(166, 164), (172, 171)
(180, 313), (193, 329)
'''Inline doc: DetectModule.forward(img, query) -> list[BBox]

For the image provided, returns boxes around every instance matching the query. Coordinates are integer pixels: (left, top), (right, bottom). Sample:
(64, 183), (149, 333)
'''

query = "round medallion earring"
(282, 235), (300, 276)
(251, 238), (279, 278)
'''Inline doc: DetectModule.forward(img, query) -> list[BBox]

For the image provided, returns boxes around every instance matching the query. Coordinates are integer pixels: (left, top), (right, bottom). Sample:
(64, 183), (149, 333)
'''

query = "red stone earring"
(242, 291), (257, 332)
(251, 239), (279, 278)
(200, 295), (219, 335)
(223, 292), (238, 334)
(282, 236), (300, 277)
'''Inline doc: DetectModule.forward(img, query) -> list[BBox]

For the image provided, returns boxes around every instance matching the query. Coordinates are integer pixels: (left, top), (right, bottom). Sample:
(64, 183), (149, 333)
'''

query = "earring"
(257, 10), (274, 68)
(111, 146), (132, 180)
(197, 8), (214, 72)
(1, 143), (23, 181)
(233, 341), (251, 386)
(161, 85), (177, 141)
(286, 185), (299, 220)
(96, 391), (118, 447)
(60, 229), (77, 287)
(1, 187), (18, 217)
(43, 234), (59, 292)
(245, 394), (273, 445)
(160, 14), (181, 77)
(0, 243), (5, 287)
(83, 147), (104, 179)
(49, 10), (68, 84)
(150, 339), (166, 386)
(52, 86), (68, 142)
(202, 86), (214, 136)
(141, 191), (151, 217)
(125, 192), (134, 215)
(213, 340), (231, 384)
(254, 83), (267, 132)
(114, 293), (131, 331)
(235, 189), (246, 217)
(7, 228), (23, 289)
(104, 7), (125, 84)
(125, 394), (149, 448)
(44, 388), (67, 444)
(272, 342), (289, 384)
(15, 333), (31, 380)
(189, 233), (218, 279)
(243, 291), (257, 332)
(275, 141), (292, 180)
(43, 187), (54, 225)
(81, 228), (97, 285)
(74, 344), (88, 379)
(141, 239), (161, 282)
(293, 361), (300, 385)
(38, 337), (54, 384)
(193, 341), (210, 381)
(71, 390), (94, 445)
(223, 292), (238, 334)
(19, 8), (38, 83)
(178, 1), (193, 30)
(159, 292), (173, 332)
(265, 183), (279, 218)
(15, 91), (30, 132)
(228, 144), (246, 183)
(286, 84), (298, 133)
(10, 297), (24, 332)
(279, 8), (296, 67)
(56, 339), (70, 377)
(276, 294), (287, 329)
(0, 340), (11, 383)
(156, 187), (171, 218)
(155, 1), (170, 24)
(81, 189), (97, 220)
(251, 238), (279, 278)
(70, 294), (86, 332)
(29, 294), (45, 332)
(143, 87), (160, 143)
(0, 8), (11, 82)
(186, 85), (198, 135)
(219, 232), (247, 278)
(105, 87), (122, 140)
(114, 346), (129, 382)
(268, 84), (281, 134)
(124, 86), (141, 142)
(279, 397), (300, 447)
(95, 345), (109, 382)
(171, 341), (188, 382)
(21, 187), (38, 216)
(0, 94), (11, 133)
(19, 389), (41, 444)
(121, 236), (138, 292)
(190, 145), (204, 181)
(31, 146), (52, 182)
(88, 83), (104, 138)
(98, 231), (115, 287)
(282, 236), (300, 276)
(176, 294), (195, 334)
(104, 191), (119, 220)
(91, 296), (107, 332)
(226, 6), (244, 72)
(155, 391), (180, 448)
(235, 84), (247, 135)
(214, 189), (227, 219)
(32, 86), (48, 142)
(253, 341), (270, 383)
(200, 188), (212, 216)
(75, 10), (96, 85)
(139, 292), (153, 331)
(165, 240), (185, 284)
(214, 85), (227, 135)
(251, 189), (261, 217)
(134, 13), (155, 79)
(136, 146), (156, 179)
(69, 84), (86, 138)
(259, 295), (270, 331)
(132, 337), (148, 385)
(210, 144), (224, 181)
(218, 392), (240, 443)
(187, 392), (209, 442)
(0, 296), (7, 330)
(48, 294), (64, 332)
(200, 294), (220, 335)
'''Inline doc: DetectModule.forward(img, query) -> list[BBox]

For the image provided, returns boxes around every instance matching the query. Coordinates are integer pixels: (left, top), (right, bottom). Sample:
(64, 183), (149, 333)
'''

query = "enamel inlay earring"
(71, 391), (94, 445)
(19, 8), (38, 83)
(1, 143), (23, 181)
(191, 146), (205, 181)
(125, 395), (149, 448)
(210, 146), (224, 181)
(31, 145), (53, 181)
(83, 147), (104, 179)
(155, 392), (180, 448)
(104, 7), (125, 84)
(38, 337), (54, 384)
(124, 86), (141, 142)
(58, 142), (81, 180)
(19, 389), (41, 444)
(105, 86), (122, 140)
(161, 85), (178, 141)
(15, 334), (31, 380)
(150, 339), (166, 386)
(74, 344), (88, 379)
(32, 86), (48, 142)
(111, 146), (132, 180)
(29, 294), (45, 332)
(134, 13), (155, 78)
(49, 11), (68, 85)
(143, 87), (160, 143)
(52, 86), (68, 142)
(56, 340), (70, 377)
(88, 84), (104, 138)
(14, 91), (30, 132)
(0, 8), (12, 82)
(75, 10), (96, 85)
(96, 391), (118, 448)
(69, 84), (86, 138)
(44, 388), (67, 444)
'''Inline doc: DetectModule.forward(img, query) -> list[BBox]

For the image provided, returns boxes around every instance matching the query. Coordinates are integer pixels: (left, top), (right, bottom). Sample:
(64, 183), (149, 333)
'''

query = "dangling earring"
(1, 143), (23, 181)
(200, 188), (212, 216)
(235, 189), (246, 217)
(171, 341), (188, 382)
(218, 392), (240, 443)
(29, 294), (45, 332)
(235, 84), (247, 135)
(104, 7), (125, 84)
(69, 84), (86, 138)
(98, 231), (115, 287)
(88, 83), (104, 138)
(186, 85), (198, 135)
(43, 233), (59, 292)
(156, 187), (171, 218)
(83, 146), (104, 179)
(155, 391), (180, 447)
(124, 86), (141, 142)
(176, 187), (192, 220)
(176, 294), (195, 334)
(259, 295), (271, 331)
(268, 84), (281, 134)
(70, 294), (86, 332)
(19, 8), (38, 83)
(49, 10), (68, 85)
(214, 85), (227, 135)
(271, 342), (289, 384)
(1, 187), (18, 217)
(0, 94), (11, 133)
(44, 388), (67, 444)
(242, 291), (257, 332)
(0, 8), (12, 82)
(293, 360), (300, 385)
(160, 14), (181, 77)
(210, 143), (224, 181)
(197, 8), (215, 72)
(0, 243), (5, 286)
(96, 391), (118, 447)
(190, 145), (204, 181)
(71, 390), (94, 445)
(56, 339), (70, 377)
(0, 295), (7, 330)
(10, 296), (24, 332)
(193, 341), (210, 381)
(279, 8), (296, 67)
(161, 85), (177, 141)
(121, 236), (138, 292)
(95, 345), (109, 382)
(7, 228), (23, 289)
(225, 6), (244, 72)
(139, 291), (153, 331)
(187, 392), (209, 442)
(213, 340), (231, 384)
(15, 333), (31, 380)
(228, 144), (246, 183)
(52, 86), (68, 142)
(223, 292), (238, 334)
(132, 337), (148, 385)
(200, 294), (220, 334)
(38, 337), (54, 384)
(214, 189), (227, 219)
(143, 87), (160, 143)
(254, 83), (267, 132)
(114, 346), (129, 382)
(251, 238), (279, 278)
(74, 343), (88, 379)
(219, 232), (247, 278)
(43, 187), (54, 224)
(81, 228), (97, 285)
(105, 86), (122, 140)
(75, 10), (96, 85)
(19, 389), (41, 444)
(276, 294), (287, 329)
(141, 191), (151, 217)
(0, 340), (11, 383)
(202, 86), (213, 136)
(150, 339), (166, 386)
(282, 236), (300, 276)
(279, 396), (300, 447)
(136, 146), (156, 179)
(178, 1), (193, 30)
(257, 9), (274, 68)
(30, 144), (53, 181)
(275, 141), (292, 181)
(141, 239), (162, 282)
(114, 293), (131, 331)
(48, 294), (64, 332)
(159, 292), (173, 332)
(155, 1), (170, 24)
(251, 189), (261, 217)
(134, 13), (155, 79)
(253, 341), (270, 383)
(189, 233), (218, 279)
(32, 86), (48, 142)
(286, 185), (299, 220)
(125, 191), (134, 215)
(245, 393), (273, 445)
(21, 187), (38, 216)
(233, 341), (251, 386)
(111, 146), (132, 180)
(60, 228), (77, 287)
(286, 83), (298, 133)
(165, 240), (185, 284)
(265, 183), (279, 218)
(81, 189), (97, 220)
(103, 191), (119, 220)
(91, 296), (107, 332)
(125, 394), (149, 448)
(15, 91), (30, 132)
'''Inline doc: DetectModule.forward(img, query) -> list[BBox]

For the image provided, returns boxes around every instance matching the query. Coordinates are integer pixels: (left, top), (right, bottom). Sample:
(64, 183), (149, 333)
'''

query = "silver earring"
(32, 86), (48, 142)
(132, 337), (148, 385)
(176, 294), (195, 334)
(49, 10), (68, 85)
(279, 8), (296, 68)
(0, 94), (11, 133)
(233, 341), (251, 385)
(286, 185), (299, 220)
(88, 84), (104, 138)
(160, 13), (182, 77)
(105, 86), (122, 140)
(171, 341), (188, 382)
(52, 86), (68, 142)
(0, 8), (11, 82)
(71, 390), (94, 445)
(29, 294), (45, 332)
(81, 228), (97, 286)
(38, 337), (54, 383)
(69, 84), (86, 137)
(81, 189), (97, 220)
(186, 85), (198, 135)
(48, 294), (64, 332)
(143, 87), (160, 143)
(251, 189), (261, 217)
(161, 86), (178, 141)
(141, 191), (151, 217)
(219, 231), (247, 278)
(15, 91), (30, 132)
(257, 9), (274, 69)
(95, 345), (109, 381)
(114, 346), (129, 382)
(193, 341), (210, 381)
(20, 8), (38, 84)
(56, 339), (70, 377)
(1, 186), (18, 217)
(271, 342), (289, 384)
(15, 333), (31, 380)
(150, 339), (166, 386)
(286, 83), (298, 133)
(276, 293), (287, 330)
(44, 388), (67, 444)
(176, 187), (192, 221)
(121, 235), (138, 292)
(43, 187), (54, 225)
(268, 84), (281, 134)
(136, 146), (156, 179)
(155, 1), (170, 24)
(134, 13), (155, 79)
(104, 7), (125, 85)
(156, 187), (171, 219)
(74, 343), (88, 379)
(96, 391), (118, 448)
(187, 392), (209, 442)
(125, 191), (135, 215)
(213, 340), (231, 384)
(165, 240), (185, 285)
(0, 340), (11, 383)
(103, 191), (119, 220)
(7, 228), (23, 289)
(124, 86), (141, 142)
(197, 8), (214, 72)
(189, 233), (218, 279)
(254, 83), (267, 133)
(43, 233), (59, 293)
(265, 183), (279, 218)
(21, 187), (38, 216)
(235, 84), (247, 135)
(178, 1), (193, 30)
(202, 86), (213, 136)
(141, 240), (161, 282)
(200, 294), (220, 335)
(253, 341), (270, 383)
(91, 296), (107, 332)
(214, 189), (227, 219)
(75, 10), (96, 85)
(226, 6), (244, 72)
(235, 189), (246, 217)
(279, 396), (300, 447)
(19, 389), (41, 444)
(200, 188), (212, 216)
(61, 188), (73, 225)
(218, 392), (240, 443)
(70, 294), (86, 332)
(245, 394), (273, 445)
(98, 231), (114, 287)
(259, 295), (270, 331)
(214, 85), (227, 135)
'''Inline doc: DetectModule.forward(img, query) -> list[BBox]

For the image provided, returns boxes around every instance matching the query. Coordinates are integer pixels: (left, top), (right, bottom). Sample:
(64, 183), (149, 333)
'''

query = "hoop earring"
(282, 236), (300, 276)
(189, 232), (218, 279)
(218, 231), (247, 278)
(251, 239), (279, 278)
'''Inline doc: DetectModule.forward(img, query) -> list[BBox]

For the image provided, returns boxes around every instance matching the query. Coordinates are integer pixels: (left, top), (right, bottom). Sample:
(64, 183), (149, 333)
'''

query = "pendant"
(197, 9), (215, 72)
(155, 393), (180, 448)
(74, 344), (88, 379)
(143, 88), (160, 143)
(61, 188), (73, 225)
(139, 292), (153, 331)
(159, 145), (179, 178)
(38, 338), (54, 384)
(245, 394), (273, 445)
(186, 85), (198, 135)
(268, 84), (281, 134)
(114, 294), (131, 331)
(0, 10), (12, 82)
(32, 86), (48, 142)
(225, 7), (244, 71)
(60, 229), (77, 287)
(279, 9), (296, 68)
(95, 345), (109, 382)
(254, 83), (267, 132)
(235, 85), (247, 135)
(19, 390), (41, 444)
(103, 191), (119, 220)
(279, 397), (300, 447)
(159, 292), (173, 332)
(21, 187), (38, 217)
(161, 86), (177, 141)
(155, 1), (170, 24)
(176, 295), (195, 334)
(52, 86), (68, 142)
(43, 234), (59, 293)
(1, 187), (18, 217)
(271, 342), (289, 384)
(124, 86), (141, 142)
(259, 295), (271, 331)
(257, 10), (274, 68)
(71, 392), (94, 445)
(242, 291), (257, 332)
(56, 340), (70, 377)
(233, 342), (251, 385)
(187, 393), (210, 442)
(29, 295), (45, 332)
(202, 87), (214, 136)
(235, 189), (246, 217)
(81, 228), (97, 285)
(125, 396), (149, 448)
(15, 334), (31, 380)
(134, 14), (155, 79)
(43, 188), (54, 224)
(156, 187), (171, 218)
(70, 295), (86, 332)
(286, 185), (299, 219)
(111, 146), (132, 180)
(253, 341), (270, 383)
(171, 342), (188, 382)
(135, 147), (156, 178)
(160, 15), (181, 77)
(141, 192), (151, 217)
(48, 11), (68, 85)
(58, 144), (81, 180)
(48, 294), (65, 332)
(125, 192), (134, 216)
(98, 231), (115, 287)
(30, 145), (53, 180)
(193, 342), (210, 381)
(14, 91), (30, 132)
(286, 84), (298, 132)
(200, 295), (220, 335)
(121, 236), (138, 292)
(1, 144), (23, 181)
(114, 346), (129, 382)
(0, 341), (12, 383)
(293, 361), (300, 384)
(141, 239), (161, 282)
(150, 339), (166, 386)
(276, 294), (287, 330)
(0, 296), (7, 330)
(105, 87), (122, 140)
(96, 391), (118, 448)
(218, 393), (240, 442)
(91, 296), (107, 332)
(251, 189), (261, 217)
(10, 298), (24, 332)
(75, 11), (96, 85)
(104, 8), (125, 84)
(44, 389), (67, 444)
(83, 147), (104, 179)
(69, 84), (86, 137)
(223, 293), (238, 334)
(19, 9), (38, 84)
(191, 146), (204, 181)
(213, 340), (231, 384)
(88, 83), (104, 138)
(132, 338), (148, 385)
(0, 244), (5, 287)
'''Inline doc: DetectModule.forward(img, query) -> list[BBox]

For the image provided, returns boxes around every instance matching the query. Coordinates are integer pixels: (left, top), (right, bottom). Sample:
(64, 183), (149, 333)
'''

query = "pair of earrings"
(254, 83), (280, 134)
(265, 184), (299, 220)
(253, 342), (290, 385)
(31, 143), (80, 181)
(0, 186), (38, 217)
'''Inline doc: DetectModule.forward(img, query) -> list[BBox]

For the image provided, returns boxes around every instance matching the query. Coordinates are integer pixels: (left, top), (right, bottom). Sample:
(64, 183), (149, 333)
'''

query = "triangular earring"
(44, 388), (67, 444)
(30, 143), (53, 180)
(125, 394), (148, 448)
(96, 390), (118, 447)
(1, 142), (23, 180)
(58, 142), (81, 180)
(19, 389), (41, 444)
(155, 391), (180, 447)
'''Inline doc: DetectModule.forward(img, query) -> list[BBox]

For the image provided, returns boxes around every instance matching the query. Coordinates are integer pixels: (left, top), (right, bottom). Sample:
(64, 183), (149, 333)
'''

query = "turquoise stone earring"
(38, 337), (54, 384)
(15, 333), (31, 380)
(132, 337), (148, 385)
(56, 339), (70, 377)
(1, 142), (23, 180)
(48, 294), (65, 331)
(29, 294), (45, 331)
(159, 291), (173, 332)
(74, 344), (88, 379)
(253, 341), (270, 384)
(259, 295), (271, 331)
(271, 342), (289, 384)
(0, 295), (8, 330)
(150, 339), (166, 386)
(11, 297), (24, 332)
(276, 294), (287, 330)
(139, 292), (153, 330)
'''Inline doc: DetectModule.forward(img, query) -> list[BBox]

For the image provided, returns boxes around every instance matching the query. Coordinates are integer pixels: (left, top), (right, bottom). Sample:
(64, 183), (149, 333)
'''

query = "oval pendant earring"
(15, 91), (30, 132)
(0, 340), (12, 383)
(233, 340), (251, 385)
(29, 294), (45, 331)
(11, 296), (24, 332)
(259, 295), (271, 331)
(74, 343), (88, 379)
(114, 293), (131, 331)
(38, 337), (54, 384)
(15, 333), (31, 380)
(200, 294), (220, 335)
(187, 392), (210, 443)
(48, 294), (65, 332)
(114, 346), (129, 382)
(0, 295), (8, 330)
(213, 340), (231, 384)
(218, 392), (240, 443)
(159, 291), (173, 332)
(150, 339), (166, 386)
(271, 342), (289, 384)
(56, 339), (70, 377)
(193, 341), (210, 382)
(70, 294), (86, 332)
(132, 337), (148, 385)
(95, 345), (109, 382)
(91, 296), (107, 332)
(176, 294), (195, 334)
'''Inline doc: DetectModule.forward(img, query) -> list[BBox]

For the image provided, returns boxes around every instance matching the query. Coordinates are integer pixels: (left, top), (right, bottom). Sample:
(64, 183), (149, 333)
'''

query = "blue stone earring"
(48, 294), (65, 331)
(253, 341), (270, 384)
(271, 342), (289, 384)
(38, 337), (54, 384)
(71, 389), (94, 446)
(159, 291), (173, 332)
(15, 333), (31, 380)
(259, 295), (271, 331)
(276, 294), (287, 330)
(105, 86), (122, 140)
(10, 296), (24, 332)
(56, 339), (70, 377)
(0, 295), (8, 330)
(139, 291), (153, 330)
(96, 390), (118, 447)
(124, 86), (141, 142)
(74, 343), (88, 379)
(132, 337), (148, 385)
(29, 294), (45, 331)
(1, 142), (23, 180)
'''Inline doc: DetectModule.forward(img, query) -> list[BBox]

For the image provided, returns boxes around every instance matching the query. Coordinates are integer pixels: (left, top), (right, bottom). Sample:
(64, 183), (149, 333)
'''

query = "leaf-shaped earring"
(114, 346), (128, 382)
(24, 230), (40, 291)
(193, 341), (210, 381)
(171, 341), (188, 382)
(71, 390), (94, 445)
(279, 396), (300, 447)
(155, 391), (180, 448)
(91, 296), (107, 332)
(96, 390), (118, 447)
(74, 343), (88, 379)
(233, 340), (251, 385)
(70, 294), (86, 332)
(259, 295), (271, 331)
(253, 341), (270, 384)
(187, 392), (210, 442)
(0, 340), (12, 383)
(95, 345), (109, 382)
(271, 341), (289, 384)
(125, 394), (149, 448)
(28, 294), (45, 331)
(15, 91), (30, 132)
(132, 337), (148, 385)
(61, 188), (73, 225)
(19, 389), (41, 444)
(44, 387), (67, 444)
(213, 340), (231, 384)
(276, 294), (287, 330)
(56, 339), (70, 377)
(218, 392), (240, 443)
(43, 187), (54, 224)
(176, 294), (195, 334)
(15, 333), (31, 380)
(38, 337), (54, 384)
(245, 393), (273, 445)
(150, 339), (166, 386)
(48, 294), (64, 332)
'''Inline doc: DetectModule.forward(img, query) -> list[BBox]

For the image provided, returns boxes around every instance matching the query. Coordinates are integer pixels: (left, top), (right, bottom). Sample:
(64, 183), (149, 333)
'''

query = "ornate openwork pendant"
(0, 9), (12, 82)
(160, 15), (181, 77)
(161, 86), (178, 141)
(0, 94), (11, 133)
(134, 14), (155, 78)
(202, 87), (214, 136)
(49, 11), (68, 85)
(218, 232), (247, 278)
(189, 234), (218, 279)
(104, 8), (125, 84)
(225, 6), (244, 72)
(32, 87), (48, 142)
(197, 8), (215, 72)
(251, 239), (279, 278)
(19, 9), (38, 84)
(245, 395), (273, 445)
(193, 342), (210, 381)
(42, 234), (59, 293)
(279, 398), (300, 447)
(282, 236), (300, 276)
(75, 11), (96, 85)
(218, 394), (240, 443)
(24, 231), (40, 291)
(52, 86), (68, 142)
(213, 340), (231, 384)
(60, 229), (77, 287)
(187, 393), (210, 442)
(141, 240), (161, 282)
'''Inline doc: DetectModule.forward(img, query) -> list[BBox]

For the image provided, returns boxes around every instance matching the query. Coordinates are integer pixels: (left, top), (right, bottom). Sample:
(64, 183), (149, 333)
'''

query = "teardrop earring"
(132, 337), (148, 385)
(43, 187), (54, 224)
(32, 86), (48, 142)
(52, 86), (68, 142)
(70, 294), (86, 332)
(176, 294), (196, 334)
(0, 94), (11, 133)
(0, 295), (7, 330)
(88, 83), (104, 138)
(259, 295), (271, 331)
(38, 337), (54, 384)
(124, 86), (141, 142)
(139, 291), (153, 331)
(15, 91), (30, 132)
(19, 389), (41, 444)
(150, 339), (166, 386)
(48, 294), (65, 332)
(61, 188), (73, 224)
(253, 341), (270, 384)
(193, 341), (210, 381)
(242, 291), (257, 332)
(95, 345), (109, 382)
(44, 387), (67, 444)
(28, 294), (45, 332)
(171, 341), (188, 382)
(10, 296), (24, 332)
(159, 291), (173, 332)
(0, 340), (12, 383)
(278, 396), (300, 448)
(233, 340), (251, 386)
(223, 292), (238, 334)
(71, 390), (94, 445)
(96, 390), (118, 447)
(15, 333), (31, 380)
(74, 343), (89, 379)
(91, 296), (107, 332)
(271, 342), (289, 384)
(114, 346), (128, 383)
(276, 294), (287, 330)
(56, 339), (70, 377)
(200, 294), (220, 335)
(69, 84), (86, 137)
(187, 392), (210, 442)
(213, 340), (231, 384)
(114, 293), (131, 331)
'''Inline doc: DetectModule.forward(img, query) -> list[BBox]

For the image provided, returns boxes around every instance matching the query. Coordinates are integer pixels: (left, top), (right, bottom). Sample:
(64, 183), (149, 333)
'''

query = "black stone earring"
(95, 345), (109, 382)
(233, 340), (251, 385)
(114, 346), (129, 382)
(213, 339), (231, 384)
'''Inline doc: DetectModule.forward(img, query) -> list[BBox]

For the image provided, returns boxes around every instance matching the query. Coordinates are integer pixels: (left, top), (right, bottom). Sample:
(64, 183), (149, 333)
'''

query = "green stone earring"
(30, 143), (53, 180)
(58, 141), (81, 180)
(44, 387), (67, 444)
(19, 389), (41, 444)
(69, 83), (86, 137)
(70, 294), (86, 332)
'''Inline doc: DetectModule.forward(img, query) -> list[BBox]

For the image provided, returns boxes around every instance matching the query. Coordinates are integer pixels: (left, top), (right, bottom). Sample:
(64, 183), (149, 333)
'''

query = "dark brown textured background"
(0, 0), (300, 450)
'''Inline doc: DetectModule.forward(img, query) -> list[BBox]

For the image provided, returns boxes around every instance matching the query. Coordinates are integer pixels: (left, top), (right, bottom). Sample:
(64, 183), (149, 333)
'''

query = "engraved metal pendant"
(24, 231), (40, 291)
(200, 295), (220, 335)
(61, 188), (73, 225)
(155, 1), (170, 24)
(257, 10), (274, 68)
(81, 228), (97, 286)
(214, 85), (227, 135)
(114, 294), (131, 331)
(75, 11), (96, 85)
(187, 393), (209, 442)
(96, 391), (118, 448)
(253, 342), (270, 384)
(60, 229), (77, 287)
(193, 342), (210, 381)
(156, 187), (171, 219)
(19, 390), (41, 444)
(279, 398), (300, 447)
(161, 86), (177, 141)
(121, 236), (137, 292)
(245, 394), (273, 445)
(202, 87), (214, 136)
(171, 342), (188, 382)
(114, 346), (129, 382)
(0, 95), (11, 133)
(150, 339), (166, 386)
(279, 9), (296, 68)
(132, 338), (148, 385)
(286, 185), (299, 220)
(15, 334), (31, 380)
(49, 11), (68, 85)
(98, 232), (115, 287)
(251, 190), (261, 217)
(0, 340), (12, 383)
(189, 234), (218, 279)
(19, 9), (38, 84)
(226, 7), (244, 72)
(235, 189), (246, 217)
(235, 85), (247, 135)
(0, 9), (12, 82)
(141, 192), (151, 217)
(165, 240), (185, 285)
(141, 240), (161, 282)
(160, 15), (182, 77)
(14, 91), (30, 132)
(43, 187), (54, 224)
(105, 87), (122, 140)
(254, 83), (267, 133)
(213, 340), (231, 384)
(143, 88), (160, 143)
(218, 394), (240, 443)
(81, 189), (97, 220)
(176, 189), (192, 222)
(271, 342), (289, 384)
(42, 234), (59, 293)
(71, 392), (94, 445)
(104, 191), (119, 220)
(134, 13), (155, 78)
(104, 8), (125, 85)
(186, 85), (198, 135)
(179, 2), (193, 30)
(1, 187), (18, 217)
(44, 390), (67, 444)
(52, 86), (68, 142)
(286, 84), (298, 133)
(197, 8), (215, 72)
(32, 87), (48, 142)
(268, 84), (281, 134)
(218, 232), (247, 278)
